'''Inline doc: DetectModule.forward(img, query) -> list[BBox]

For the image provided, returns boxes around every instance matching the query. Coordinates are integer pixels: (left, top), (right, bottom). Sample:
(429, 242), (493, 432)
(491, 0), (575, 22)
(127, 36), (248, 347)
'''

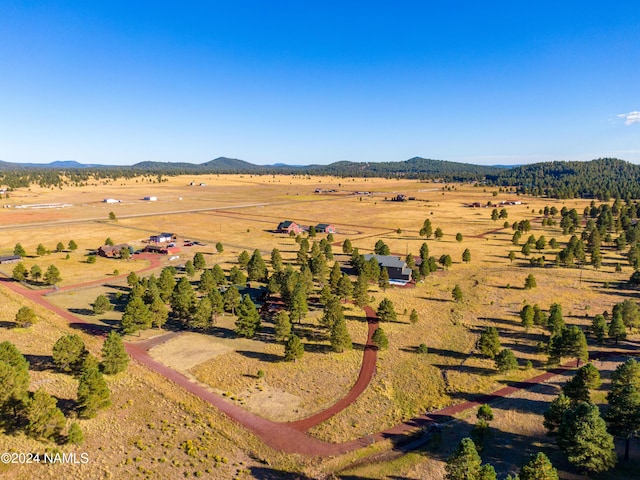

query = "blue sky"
(1, 1), (639, 166)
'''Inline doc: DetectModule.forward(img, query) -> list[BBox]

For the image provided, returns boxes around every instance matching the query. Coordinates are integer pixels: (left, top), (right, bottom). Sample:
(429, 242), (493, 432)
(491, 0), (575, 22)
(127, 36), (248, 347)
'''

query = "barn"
(315, 223), (337, 233)
(276, 220), (302, 234)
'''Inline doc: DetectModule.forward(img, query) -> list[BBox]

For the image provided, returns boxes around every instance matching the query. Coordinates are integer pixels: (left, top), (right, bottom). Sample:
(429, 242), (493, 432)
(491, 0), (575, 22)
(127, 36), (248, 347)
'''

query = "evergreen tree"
(67, 422), (84, 445)
(337, 273), (354, 302)
(43, 264), (62, 285)
(158, 268), (176, 301)
(477, 404), (494, 421)
(495, 348), (518, 372)
(229, 265), (247, 285)
(52, 334), (87, 373)
(409, 308), (419, 324)
(92, 294), (113, 315)
(321, 295), (344, 329)
(374, 239), (390, 255)
(372, 327), (389, 350)
(435, 227), (444, 240)
(544, 393), (571, 435)
(235, 295), (261, 338)
(211, 264), (226, 285)
(184, 260), (195, 277)
(452, 284), (463, 302)
(330, 316), (352, 353)
(462, 248), (471, 263)
(191, 296), (213, 329)
(77, 365), (111, 418)
(445, 437), (481, 480)
(12, 262), (28, 281)
(247, 249), (268, 281)
(508, 251), (516, 263)
(608, 312), (627, 344)
(274, 311), (292, 342)
(456, 233), (463, 242)
(329, 261), (342, 293)
(439, 254), (452, 269)
(105, 237), (114, 246)
(533, 304), (547, 327)
(557, 402), (616, 474)
(420, 219), (433, 239)
(24, 389), (65, 440)
(215, 242), (224, 254)
(353, 273), (369, 307)
(170, 277), (196, 321)
(15, 306), (37, 327)
(193, 252), (206, 270)
(524, 273), (537, 289)
(198, 268), (216, 293)
(478, 465), (496, 480)
(30, 264), (42, 282)
(284, 334), (304, 362)
(223, 286), (241, 315)
(207, 289), (224, 322)
(126, 271), (139, 287)
(547, 303), (565, 335)
(121, 296), (152, 334)
(520, 304), (534, 330)
(590, 314), (607, 344)
(606, 359), (640, 461)
(342, 238), (353, 254)
(290, 283), (309, 323)
(271, 248), (283, 272)
(14, 243), (26, 257)
(378, 267), (390, 291)
(68, 240), (78, 251)
(100, 331), (129, 374)
(519, 452), (559, 480)
(478, 327), (501, 359)
(238, 250), (250, 268)
(376, 298), (397, 322)
(149, 297), (169, 328)
(0, 341), (30, 410)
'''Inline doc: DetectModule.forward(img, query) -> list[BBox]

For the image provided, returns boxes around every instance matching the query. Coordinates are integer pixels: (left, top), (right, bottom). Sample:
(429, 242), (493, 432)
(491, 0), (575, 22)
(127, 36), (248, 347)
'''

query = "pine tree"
(478, 327), (501, 359)
(207, 289), (224, 322)
(77, 365), (111, 418)
(211, 264), (226, 285)
(519, 452), (558, 480)
(445, 437), (481, 480)
(337, 273), (353, 302)
(238, 250), (250, 268)
(247, 249), (268, 281)
(456, 233), (464, 242)
(67, 422), (84, 445)
(557, 402), (616, 473)
(543, 393), (571, 435)
(606, 359), (640, 461)
(43, 264), (62, 285)
(223, 286), (241, 315)
(435, 227), (444, 240)
(342, 238), (353, 254)
(184, 260), (195, 277)
(410, 308), (419, 324)
(15, 306), (37, 327)
(105, 237), (114, 246)
(150, 297), (169, 328)
(462, 248), (471, 263)
(547, 303), (565, 335)
(14, 243), (26, 257)
(330, 316), (352, 353)
(376, 298), (397, 322)
(495, 348), (518, 372)
(372, 327), (389, 350)
(215, 242), (224, 254)
(608, 312), (627, 344)
(191, 296), (213, 329)
(100, 331), (129, 374)
(12, 262), (28, 281)
(52, 334), (87, 373)
(420, 219), (433, 239)
(193, 252), (206, 270)
(533, 304), (547, 327)
(271, 248), (283, 272)
(290, 283), (308, 322)
(199, 269), (216, 293)
(590, 314), (607, 344)
(352, 274), (369, 307)
(24, 389), (65, 440)
(170, 277), (196, 321)
(329, 261), (342, 293)
(92, 294), (113, 315)
(378, 267), (390, 291)
(235, 295), (261, 338)
(524, 273), (537, 289)
(229, 265), (247, 285)
(68, 240), (78, 251)
(121, 296), (152, 334)
(274, 311), (292, 342)
(284, 334), (304, 362)
(158, 268), (176, 301)
(520, 304), (534, 331)
(0, 341), (30, 409)
(452, 284), (463, 302)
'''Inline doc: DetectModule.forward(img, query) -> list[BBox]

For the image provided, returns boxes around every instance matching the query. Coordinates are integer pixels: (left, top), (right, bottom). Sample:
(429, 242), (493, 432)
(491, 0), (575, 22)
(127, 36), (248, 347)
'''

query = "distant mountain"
(200, 157), (261, 171)
(131, 161), (199, 170)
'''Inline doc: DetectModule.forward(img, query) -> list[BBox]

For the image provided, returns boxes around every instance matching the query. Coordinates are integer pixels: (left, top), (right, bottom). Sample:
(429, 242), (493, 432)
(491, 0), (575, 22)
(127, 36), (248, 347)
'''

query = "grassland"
(1, 173), (639, 478)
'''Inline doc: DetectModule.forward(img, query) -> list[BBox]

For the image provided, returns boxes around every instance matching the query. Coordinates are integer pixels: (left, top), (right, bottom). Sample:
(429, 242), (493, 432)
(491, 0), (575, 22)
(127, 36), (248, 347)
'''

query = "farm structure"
(97, 244), (131, 258)
(0, 255), (21, 264)
(276, 220), (302, 234)
(143, 196), (157, 201)
(362, 254), (412, 284)
(315, 223), (337, 233)
(149, 233), (176, 243)
(143, 245), (180, 255)
(103, 198), (121, 203)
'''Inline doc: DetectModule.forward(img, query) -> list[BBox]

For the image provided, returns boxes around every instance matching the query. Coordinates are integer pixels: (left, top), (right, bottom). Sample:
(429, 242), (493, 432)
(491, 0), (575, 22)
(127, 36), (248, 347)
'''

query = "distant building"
(315, 223), (337, 234)
(0, 255), (21, 264)
(391, 194), (407, 202)
(150, 233), (176, 243)
(362, 254), (412, 284)
(103, 198), (121, 204)
(97, 244), (131, 258)
(143, 196), (157, 201)
(143, 245), (180, 255)
(276, 220), (302, 234)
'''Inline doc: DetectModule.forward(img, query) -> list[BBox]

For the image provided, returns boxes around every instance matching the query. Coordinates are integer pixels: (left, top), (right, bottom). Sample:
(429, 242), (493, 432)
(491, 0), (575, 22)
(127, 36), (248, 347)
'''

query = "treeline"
(487, 158), (640, 199)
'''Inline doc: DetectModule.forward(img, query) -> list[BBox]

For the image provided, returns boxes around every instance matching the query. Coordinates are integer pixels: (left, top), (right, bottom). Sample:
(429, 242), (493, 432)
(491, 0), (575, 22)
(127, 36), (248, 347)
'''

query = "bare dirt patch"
(149, 332), (233, 371)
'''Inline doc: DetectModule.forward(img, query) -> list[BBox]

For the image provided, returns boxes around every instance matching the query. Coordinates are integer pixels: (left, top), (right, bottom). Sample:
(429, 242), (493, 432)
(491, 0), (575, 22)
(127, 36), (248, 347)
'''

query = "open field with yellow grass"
(2, 173), (640, 478)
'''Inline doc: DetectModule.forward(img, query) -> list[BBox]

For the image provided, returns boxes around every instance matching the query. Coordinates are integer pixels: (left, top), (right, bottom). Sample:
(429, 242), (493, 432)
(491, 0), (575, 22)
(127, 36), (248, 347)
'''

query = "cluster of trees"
(445, 436), (559, 480)
(477, 327), (518, 372)
(12, 262), (62, 285)
(12, 240), (78, 258)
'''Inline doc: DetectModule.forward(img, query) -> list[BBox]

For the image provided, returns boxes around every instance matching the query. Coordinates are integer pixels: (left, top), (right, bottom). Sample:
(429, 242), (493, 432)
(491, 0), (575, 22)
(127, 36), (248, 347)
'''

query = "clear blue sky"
(1, 1), (639, 166)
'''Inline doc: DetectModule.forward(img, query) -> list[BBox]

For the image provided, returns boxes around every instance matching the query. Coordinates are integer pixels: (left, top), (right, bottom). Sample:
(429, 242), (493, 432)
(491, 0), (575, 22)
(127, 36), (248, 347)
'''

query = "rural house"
(149, 233), (176, 243)
(97, 244), (131, 258)
(143, 245), (180, 255)
(362, 254), (412, 284)
(315, 223), (337, 233)
(276, 220), (302, 234)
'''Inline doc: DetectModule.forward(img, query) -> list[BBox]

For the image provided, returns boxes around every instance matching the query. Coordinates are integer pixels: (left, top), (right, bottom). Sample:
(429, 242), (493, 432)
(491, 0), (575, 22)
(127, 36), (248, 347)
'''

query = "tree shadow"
(301, 343), (334, 354)
(416, 347), (468, 360)
(0, 320), (16, 329)
(68, 308), (94, 316)
(249, 466), (315, 479)
(24, 354), (54, 371)
(69, 322), (112, 336)
(434, 364), (495, 376)
(236, 350), (281, 363)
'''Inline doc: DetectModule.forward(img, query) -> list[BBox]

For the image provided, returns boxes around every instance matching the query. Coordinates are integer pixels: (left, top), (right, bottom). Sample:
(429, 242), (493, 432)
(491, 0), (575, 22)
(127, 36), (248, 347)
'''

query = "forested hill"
(487, 158), (640, 200)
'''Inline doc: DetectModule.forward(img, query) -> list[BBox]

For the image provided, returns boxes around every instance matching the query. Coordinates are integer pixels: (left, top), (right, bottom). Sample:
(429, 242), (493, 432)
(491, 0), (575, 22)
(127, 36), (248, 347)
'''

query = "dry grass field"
(1, 173), (639, 478)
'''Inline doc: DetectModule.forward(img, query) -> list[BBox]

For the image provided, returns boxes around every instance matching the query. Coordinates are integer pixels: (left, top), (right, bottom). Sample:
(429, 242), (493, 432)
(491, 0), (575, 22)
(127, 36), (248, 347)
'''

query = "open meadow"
(1, 173), (639, 478)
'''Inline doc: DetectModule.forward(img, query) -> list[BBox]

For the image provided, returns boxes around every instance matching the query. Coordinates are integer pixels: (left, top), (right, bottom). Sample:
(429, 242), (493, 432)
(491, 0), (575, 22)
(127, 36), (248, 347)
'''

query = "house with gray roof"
(362, 254), (412, 284)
